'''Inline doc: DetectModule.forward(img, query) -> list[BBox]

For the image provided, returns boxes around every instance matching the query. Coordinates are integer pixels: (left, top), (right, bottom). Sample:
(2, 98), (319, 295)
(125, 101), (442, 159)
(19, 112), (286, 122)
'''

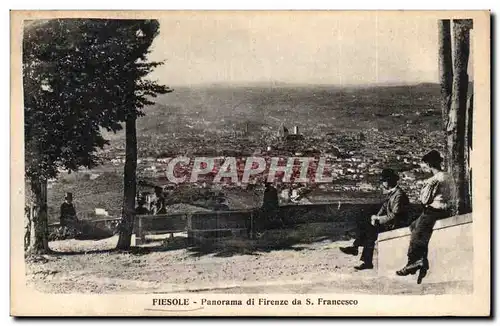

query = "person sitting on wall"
(58, 192), (88, 239)
(60, 192), (79, 228)
(396, 150), (452, 282)
(152, 186), (167, 215)
(339, 168), (410, 270)
(254, 182), (284, 234)
(56, 192), (113, 241)
(135, 196), (151, 215)
(214, 195), (230, 211)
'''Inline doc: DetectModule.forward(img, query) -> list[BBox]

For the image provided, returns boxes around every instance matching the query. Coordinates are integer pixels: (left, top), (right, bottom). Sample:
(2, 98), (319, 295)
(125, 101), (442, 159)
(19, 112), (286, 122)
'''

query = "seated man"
(135, 196), (151, 215)
(57, 192), (113, 240)
(258, 182), (284, 230)
(152, 186), (167, 215)
(396, 150), (452, 282)
(340, 169), (410, 270)
(60, 192), (78, 228)
(214, 195), (230, 211)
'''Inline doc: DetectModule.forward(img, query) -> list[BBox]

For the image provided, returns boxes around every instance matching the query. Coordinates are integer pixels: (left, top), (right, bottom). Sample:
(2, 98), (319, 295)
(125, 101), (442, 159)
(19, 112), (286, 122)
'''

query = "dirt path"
(26, 224), (471, 295)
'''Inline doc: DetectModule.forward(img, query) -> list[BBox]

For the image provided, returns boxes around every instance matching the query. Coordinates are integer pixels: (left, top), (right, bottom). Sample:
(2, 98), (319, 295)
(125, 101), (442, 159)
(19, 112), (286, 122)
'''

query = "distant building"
(277, 123), (289, 138)
(359, 182), (376, 191)
(95, 208), (109, 217)
(89, 173), (100, 180)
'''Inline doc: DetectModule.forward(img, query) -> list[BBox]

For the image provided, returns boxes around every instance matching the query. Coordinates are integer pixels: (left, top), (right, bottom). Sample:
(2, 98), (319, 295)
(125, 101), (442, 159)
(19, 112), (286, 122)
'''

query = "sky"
(147, 12), (473, 86)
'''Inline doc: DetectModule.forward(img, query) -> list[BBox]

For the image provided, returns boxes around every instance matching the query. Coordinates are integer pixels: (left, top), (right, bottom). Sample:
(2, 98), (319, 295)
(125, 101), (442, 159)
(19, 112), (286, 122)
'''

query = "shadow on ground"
(45, 220), (356, 258)
(129, 220), (358, 258)
(46, 203), (424, 258)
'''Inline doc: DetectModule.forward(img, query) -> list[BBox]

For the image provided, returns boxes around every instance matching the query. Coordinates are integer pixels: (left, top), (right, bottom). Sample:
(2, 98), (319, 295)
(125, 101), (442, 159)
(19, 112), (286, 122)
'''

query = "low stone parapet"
(377, 213), (473, 285)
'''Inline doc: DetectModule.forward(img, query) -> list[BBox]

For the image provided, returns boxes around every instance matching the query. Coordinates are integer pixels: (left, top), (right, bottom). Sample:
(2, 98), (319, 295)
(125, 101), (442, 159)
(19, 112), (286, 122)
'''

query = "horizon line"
(157, 80), (443, 88)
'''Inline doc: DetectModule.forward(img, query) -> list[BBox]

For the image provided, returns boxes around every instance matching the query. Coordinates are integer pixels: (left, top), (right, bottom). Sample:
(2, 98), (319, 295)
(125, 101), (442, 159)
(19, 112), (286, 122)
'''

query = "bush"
(49, 226), (81, 241)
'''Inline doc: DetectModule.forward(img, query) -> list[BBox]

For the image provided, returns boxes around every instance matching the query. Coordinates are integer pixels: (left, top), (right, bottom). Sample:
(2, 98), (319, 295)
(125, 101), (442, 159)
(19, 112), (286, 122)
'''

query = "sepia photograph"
(10, 10), (491, 316)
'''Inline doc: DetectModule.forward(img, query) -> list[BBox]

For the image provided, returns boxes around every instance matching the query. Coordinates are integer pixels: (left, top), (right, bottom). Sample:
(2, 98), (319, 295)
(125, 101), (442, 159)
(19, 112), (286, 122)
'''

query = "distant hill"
(97, 82), (446, 158)
(134, 83), (440, 135)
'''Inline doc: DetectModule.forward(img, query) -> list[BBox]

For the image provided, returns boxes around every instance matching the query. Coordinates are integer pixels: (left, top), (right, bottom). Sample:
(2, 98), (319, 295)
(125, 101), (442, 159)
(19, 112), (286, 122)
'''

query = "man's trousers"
(407, 207), (449, 265)
(353, 216), (379, 265)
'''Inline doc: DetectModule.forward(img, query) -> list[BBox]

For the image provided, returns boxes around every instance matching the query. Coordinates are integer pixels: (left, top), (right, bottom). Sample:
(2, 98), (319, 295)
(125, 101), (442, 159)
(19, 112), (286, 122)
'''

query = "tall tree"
(23, 19), (171, 254)
(465, 92), (473, 211)
(111, 20), (173, 250)
(437, 19), (474, 215)
(447, 19), (473, 215)
(438, 19), (452, 166)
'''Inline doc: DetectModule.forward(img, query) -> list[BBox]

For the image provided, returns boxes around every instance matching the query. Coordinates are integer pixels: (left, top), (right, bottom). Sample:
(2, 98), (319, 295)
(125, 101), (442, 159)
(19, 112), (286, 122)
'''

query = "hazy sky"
(147, 12), (472, 86)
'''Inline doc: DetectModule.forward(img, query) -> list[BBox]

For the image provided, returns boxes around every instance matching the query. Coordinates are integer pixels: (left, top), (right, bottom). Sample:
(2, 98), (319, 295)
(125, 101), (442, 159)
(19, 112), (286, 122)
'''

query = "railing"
(47, 202), (426, 247)
(130, 202), (406, 246)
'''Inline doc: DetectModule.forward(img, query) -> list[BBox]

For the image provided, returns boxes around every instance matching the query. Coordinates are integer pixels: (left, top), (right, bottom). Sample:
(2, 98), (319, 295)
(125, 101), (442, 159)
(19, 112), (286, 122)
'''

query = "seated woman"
(396, 150), (452, 281)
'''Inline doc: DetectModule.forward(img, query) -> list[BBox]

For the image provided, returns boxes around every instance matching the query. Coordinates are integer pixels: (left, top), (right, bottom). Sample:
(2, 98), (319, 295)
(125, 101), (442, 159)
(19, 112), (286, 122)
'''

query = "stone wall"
(377, 213), (473, 285)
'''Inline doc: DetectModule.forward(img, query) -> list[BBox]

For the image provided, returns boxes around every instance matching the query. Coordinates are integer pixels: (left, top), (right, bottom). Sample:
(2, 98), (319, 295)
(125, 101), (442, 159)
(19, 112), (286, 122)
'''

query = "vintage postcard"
(10, 10), (491, 316)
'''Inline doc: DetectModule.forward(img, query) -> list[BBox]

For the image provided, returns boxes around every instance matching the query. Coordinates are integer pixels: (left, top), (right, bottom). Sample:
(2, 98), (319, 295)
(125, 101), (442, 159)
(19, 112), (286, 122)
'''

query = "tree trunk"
(24, 205), (32, 252)
(464, 92), (473, 211)
(447, 19), (472, 215)
(116, 115), (137, 250)
(27, 177), (50, 255)
(438, 20), (453, 167)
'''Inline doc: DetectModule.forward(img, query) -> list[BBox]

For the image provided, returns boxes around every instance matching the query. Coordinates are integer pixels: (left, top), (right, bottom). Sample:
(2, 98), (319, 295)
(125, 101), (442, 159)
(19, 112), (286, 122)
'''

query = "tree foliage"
(24, 19), (171, 180)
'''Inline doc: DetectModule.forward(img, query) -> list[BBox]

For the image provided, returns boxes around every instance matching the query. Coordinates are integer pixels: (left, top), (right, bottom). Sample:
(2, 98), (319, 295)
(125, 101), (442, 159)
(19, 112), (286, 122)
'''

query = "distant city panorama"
(46, 83), (450, 222)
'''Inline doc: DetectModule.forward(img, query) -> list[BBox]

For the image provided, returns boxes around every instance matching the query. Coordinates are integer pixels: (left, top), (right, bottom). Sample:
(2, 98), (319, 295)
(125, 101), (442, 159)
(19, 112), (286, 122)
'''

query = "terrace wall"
(377, 213), (473, 285)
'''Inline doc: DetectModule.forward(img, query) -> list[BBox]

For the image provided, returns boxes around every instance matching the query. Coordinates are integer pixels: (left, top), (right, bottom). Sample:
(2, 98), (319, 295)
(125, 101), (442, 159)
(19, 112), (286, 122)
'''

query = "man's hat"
(422, 150), (443, 165)
(380, 169), (399, 182)
(65, 192), (73, 199)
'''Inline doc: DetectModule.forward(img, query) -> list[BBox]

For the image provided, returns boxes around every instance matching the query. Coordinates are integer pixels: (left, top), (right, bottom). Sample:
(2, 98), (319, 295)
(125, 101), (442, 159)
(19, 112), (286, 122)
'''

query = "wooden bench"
(133, 213), (189, 245)
(132, 209), (256, 246)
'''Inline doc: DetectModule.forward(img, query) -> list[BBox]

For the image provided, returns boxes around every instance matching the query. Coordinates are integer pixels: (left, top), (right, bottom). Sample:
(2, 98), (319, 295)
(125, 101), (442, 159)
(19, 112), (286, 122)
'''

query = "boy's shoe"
(339, 246), (359, 256)
(354, 263), (374, 270)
